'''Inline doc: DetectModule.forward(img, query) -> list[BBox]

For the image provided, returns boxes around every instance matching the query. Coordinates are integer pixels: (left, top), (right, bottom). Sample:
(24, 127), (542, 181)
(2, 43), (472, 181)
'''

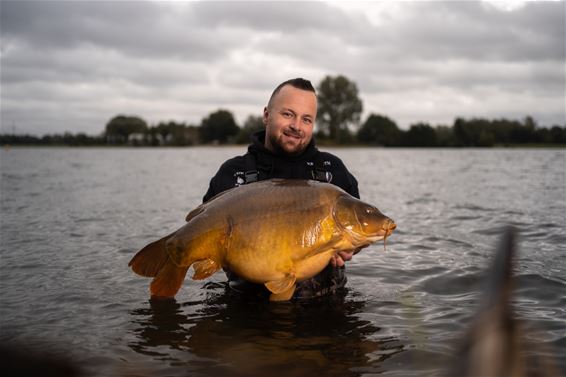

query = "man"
(203, 78), (359, 299)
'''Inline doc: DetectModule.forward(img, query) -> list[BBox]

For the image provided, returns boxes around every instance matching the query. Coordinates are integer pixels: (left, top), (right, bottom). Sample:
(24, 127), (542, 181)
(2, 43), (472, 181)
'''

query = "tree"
(199, 109), (239, 144)
(105, 115), (148, 144)
(404, 123), (438, 147)
(357, 113), (401, 146)
(549, 125), (566, 143)
(317, 75), (363, 143)
(236, 115), (264, 144)
(434, 125), (454, 146)
(150, 121), (199, 146)
(452, 117), (538, 146)
(453, 117), (487, 146)
(509, 116), (536, 144)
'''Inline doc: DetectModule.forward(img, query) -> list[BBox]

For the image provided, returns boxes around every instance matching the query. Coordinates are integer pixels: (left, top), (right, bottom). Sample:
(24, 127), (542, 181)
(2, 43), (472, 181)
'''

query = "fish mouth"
(382, 220), (396, 249)
(341, 217), (396, 250)
(366, 231), (391, 243)
(366, 220), (396, 249)
(385, 218), (396, 231)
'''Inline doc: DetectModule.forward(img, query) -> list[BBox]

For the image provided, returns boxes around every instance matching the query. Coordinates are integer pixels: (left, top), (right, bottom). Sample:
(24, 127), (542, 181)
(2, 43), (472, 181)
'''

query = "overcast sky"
(1, 0), (564, 135)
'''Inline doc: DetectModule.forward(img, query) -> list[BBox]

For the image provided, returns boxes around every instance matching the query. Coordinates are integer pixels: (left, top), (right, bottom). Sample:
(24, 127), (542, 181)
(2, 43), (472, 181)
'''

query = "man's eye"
(304, 118), (312, 125)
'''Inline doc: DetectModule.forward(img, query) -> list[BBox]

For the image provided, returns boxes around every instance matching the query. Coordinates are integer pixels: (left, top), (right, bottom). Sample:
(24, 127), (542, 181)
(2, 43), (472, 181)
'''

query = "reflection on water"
(129, 283), (403, 377)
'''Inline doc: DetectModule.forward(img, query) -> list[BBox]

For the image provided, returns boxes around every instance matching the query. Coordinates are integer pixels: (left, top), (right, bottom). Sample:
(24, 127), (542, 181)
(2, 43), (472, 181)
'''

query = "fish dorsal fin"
(191, 258), (220, 280)
(185, 187), (236, 221)
(185, 206), (205, 222)
(265, 273), (296, 294)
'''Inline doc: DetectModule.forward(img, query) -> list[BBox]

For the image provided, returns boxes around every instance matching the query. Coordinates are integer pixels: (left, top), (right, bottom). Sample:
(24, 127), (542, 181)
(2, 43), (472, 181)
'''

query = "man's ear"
(262, 107), (269, 126)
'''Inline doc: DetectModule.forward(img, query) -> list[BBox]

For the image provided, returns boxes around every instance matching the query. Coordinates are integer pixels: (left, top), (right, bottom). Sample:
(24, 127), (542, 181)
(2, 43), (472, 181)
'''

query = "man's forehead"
(273, 86), (317, 108)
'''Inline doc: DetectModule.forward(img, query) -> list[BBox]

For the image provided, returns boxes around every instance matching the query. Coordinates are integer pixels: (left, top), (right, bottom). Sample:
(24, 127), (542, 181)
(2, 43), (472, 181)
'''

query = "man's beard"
(269, 132), (308, 156)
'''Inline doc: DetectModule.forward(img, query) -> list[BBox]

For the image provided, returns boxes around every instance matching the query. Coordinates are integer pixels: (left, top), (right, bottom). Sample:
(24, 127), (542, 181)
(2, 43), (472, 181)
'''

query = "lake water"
(1, 147), (565, 376)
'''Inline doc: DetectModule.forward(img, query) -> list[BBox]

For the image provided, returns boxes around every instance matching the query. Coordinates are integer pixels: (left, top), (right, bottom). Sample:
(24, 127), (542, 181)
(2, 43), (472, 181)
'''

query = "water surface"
(1, 147), (564, 376)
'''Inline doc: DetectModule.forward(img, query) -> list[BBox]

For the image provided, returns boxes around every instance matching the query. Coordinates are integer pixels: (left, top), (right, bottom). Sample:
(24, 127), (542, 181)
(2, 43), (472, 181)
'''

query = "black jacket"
(203, 130), (359, 202)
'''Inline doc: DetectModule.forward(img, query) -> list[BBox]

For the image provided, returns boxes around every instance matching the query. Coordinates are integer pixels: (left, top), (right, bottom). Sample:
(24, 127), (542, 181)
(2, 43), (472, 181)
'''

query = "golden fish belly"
(224, 245), (338, 284)
(222, 225), (332, 282)
(294, 249), (337, 281)
(224, 249), (289, 283)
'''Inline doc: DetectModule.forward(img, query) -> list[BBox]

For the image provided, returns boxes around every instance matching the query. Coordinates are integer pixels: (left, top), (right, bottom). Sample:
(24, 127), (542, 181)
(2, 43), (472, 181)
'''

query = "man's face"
(263, 85), (317, 156)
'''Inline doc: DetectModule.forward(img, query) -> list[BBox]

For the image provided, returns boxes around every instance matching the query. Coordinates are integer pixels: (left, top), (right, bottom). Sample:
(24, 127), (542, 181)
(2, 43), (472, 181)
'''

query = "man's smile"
(283, 130), (302, 140)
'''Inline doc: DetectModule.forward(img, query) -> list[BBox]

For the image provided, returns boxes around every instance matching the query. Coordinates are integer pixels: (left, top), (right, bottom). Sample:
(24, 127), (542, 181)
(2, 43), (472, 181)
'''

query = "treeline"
(0, 111), (264, 147)
(102, 111), (264, 146)
(3, 114), (564, 147)
(355, 115), (566, 147)
(1, 74), (565, 147)
(0, 132), (105, 146)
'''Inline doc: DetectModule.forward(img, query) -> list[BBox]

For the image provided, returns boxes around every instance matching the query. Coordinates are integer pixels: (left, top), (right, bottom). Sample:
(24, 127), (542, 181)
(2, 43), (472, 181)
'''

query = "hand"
(330, 250), (354, 267)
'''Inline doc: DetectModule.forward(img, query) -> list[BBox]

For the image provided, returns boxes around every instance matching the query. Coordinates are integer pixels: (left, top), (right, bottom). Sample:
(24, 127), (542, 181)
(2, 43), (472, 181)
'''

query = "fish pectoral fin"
(150, 258), (189, 298)
(191, 259), (220, 280)
(302, 235), (346, 260)
(264, 274), (296, 295)
(269, 284), (296, 302)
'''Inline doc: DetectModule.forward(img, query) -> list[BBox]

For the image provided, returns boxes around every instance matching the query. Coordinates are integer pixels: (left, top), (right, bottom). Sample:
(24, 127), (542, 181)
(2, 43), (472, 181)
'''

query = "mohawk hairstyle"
(267, 78), (316, 108)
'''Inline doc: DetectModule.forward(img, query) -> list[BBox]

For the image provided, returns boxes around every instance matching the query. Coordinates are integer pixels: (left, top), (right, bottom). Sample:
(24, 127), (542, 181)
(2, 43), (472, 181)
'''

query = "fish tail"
(150, 259), (189, 298)
(129, 233), (189, 298)
(128, 235), (170, 277)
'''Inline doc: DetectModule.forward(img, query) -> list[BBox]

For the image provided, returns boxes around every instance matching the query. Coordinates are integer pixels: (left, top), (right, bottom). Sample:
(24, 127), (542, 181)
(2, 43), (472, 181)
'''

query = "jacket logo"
(234, 171), (245, 186)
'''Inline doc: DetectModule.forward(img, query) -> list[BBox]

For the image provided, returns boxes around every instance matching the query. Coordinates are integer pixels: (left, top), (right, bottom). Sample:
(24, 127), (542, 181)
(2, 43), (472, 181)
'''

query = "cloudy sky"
(1, 0), (564, 135)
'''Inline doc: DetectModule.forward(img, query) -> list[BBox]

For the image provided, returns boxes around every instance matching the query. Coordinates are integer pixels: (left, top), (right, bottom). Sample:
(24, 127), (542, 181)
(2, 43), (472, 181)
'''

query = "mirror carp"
(129, 179), (396, 301)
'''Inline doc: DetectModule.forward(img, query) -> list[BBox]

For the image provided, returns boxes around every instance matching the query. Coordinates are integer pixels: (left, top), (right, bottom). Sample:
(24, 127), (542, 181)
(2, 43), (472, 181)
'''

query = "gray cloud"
(190, 1), (365, 34)
(0, 0), (564, 135)
(1, 0), (244, 61)
(381, 1), (562, 61)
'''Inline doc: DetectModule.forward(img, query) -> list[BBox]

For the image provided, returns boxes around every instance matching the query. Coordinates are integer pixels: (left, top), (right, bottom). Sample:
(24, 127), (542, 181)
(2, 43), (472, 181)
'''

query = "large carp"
(129, 179), (396, 301)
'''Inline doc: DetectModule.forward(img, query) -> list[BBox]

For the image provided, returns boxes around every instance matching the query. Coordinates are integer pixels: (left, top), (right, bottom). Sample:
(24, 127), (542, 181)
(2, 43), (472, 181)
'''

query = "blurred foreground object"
(450, 227), (560, 377)
(0, 344), (81, 377)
